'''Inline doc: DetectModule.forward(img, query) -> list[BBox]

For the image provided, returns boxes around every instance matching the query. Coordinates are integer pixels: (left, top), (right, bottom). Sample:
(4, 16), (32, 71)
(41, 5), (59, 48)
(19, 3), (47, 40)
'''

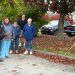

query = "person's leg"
(29, 40), (33, 50)
(5, 40), (11, 57)
(19, 30), (23, 47)
(10, 40), (14, 53)
(23, 39), (25, 47)
(29, 40), (33, 54)
(15, 37), (19, 53)
(24, 39), (29, 54)
(0, 40), (1, 51)
(26, 40), (29, 49)
(0, 40), (6, 59)
(0, 40), (2, 55)
(0, 40), (4, 61)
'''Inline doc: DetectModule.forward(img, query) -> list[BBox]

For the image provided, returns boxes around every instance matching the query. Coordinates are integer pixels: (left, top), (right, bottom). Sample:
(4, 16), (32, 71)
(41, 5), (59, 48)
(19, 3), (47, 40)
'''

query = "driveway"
(0, 54), (75, 75)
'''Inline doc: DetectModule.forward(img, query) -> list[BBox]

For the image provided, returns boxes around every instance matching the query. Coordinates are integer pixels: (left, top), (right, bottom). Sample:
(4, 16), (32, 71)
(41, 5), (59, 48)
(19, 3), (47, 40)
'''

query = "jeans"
(0, 40), (2, 56)
(11, 37), (19, 50)
(0, 39), (11, 59)
(0, 40), (2, 51)
(25, 40), (33, 51)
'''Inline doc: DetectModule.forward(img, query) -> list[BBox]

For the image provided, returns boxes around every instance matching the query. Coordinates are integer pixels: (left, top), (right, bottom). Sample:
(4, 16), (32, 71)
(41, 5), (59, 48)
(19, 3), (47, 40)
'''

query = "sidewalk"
(0, 54), (75, 75)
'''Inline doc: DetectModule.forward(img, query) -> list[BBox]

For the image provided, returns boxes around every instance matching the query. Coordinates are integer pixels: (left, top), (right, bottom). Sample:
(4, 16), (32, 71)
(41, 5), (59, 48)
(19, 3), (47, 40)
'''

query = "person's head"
(4, 18), (10, 25)
(13, 20), (18, 27)
(22, 14), (25, 20)
(27, 18), (32, 25)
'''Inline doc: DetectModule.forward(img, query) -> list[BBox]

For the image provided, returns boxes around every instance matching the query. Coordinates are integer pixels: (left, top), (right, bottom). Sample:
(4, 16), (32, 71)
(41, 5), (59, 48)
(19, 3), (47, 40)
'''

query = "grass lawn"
(33, 35), (75, 57)
(33, 46), (75, 57)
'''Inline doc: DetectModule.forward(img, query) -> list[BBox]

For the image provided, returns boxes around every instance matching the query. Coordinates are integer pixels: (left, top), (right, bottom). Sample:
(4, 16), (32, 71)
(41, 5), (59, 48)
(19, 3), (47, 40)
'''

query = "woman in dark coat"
(17, 15), (27, 47)
(23, 18), (35, 55)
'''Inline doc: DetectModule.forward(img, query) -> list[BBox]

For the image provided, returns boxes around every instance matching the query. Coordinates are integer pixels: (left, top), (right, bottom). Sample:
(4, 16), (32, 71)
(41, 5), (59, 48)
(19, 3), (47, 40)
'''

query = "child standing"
(10, 20), (21, 53)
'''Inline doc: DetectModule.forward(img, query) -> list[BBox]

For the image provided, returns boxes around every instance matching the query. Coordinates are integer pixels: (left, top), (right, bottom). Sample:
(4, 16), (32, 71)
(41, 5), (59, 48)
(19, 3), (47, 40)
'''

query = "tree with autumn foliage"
(50, 0), (75, 39)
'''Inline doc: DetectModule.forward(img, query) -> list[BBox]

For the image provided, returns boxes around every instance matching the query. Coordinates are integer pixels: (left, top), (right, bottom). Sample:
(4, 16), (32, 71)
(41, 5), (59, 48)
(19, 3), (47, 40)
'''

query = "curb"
(33, 50), (75, 66)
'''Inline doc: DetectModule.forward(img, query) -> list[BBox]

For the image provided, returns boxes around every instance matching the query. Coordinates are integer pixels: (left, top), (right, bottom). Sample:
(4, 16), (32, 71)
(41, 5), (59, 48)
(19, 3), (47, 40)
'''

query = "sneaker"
(16, 50), (18, 54)
(9, 50), (12, 54)
(24, 50), (28, 54)
(30, 51), (33, 55)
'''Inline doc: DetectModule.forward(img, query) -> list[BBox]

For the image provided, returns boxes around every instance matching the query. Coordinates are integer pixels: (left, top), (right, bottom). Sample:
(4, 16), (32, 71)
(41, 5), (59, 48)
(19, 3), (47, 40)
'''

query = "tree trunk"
(57, 14), (65, 40)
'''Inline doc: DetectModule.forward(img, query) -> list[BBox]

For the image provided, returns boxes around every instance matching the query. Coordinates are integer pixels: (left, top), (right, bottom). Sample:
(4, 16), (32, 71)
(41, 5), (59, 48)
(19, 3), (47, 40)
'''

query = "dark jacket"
(23, 24), (35, 40)
(17, 18), (27, 30)
(12, 25), (21, 39)
(0, 25), (5, 40)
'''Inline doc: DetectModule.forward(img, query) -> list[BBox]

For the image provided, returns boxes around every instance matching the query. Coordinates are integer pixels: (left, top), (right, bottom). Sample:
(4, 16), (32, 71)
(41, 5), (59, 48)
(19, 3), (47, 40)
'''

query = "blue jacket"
(12, 25), (21, 39)
(23, 24), (35, 40)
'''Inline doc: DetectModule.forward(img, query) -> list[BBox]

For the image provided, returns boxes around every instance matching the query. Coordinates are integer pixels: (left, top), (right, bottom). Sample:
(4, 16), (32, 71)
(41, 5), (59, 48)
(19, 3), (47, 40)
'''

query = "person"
(0, 20), (5, 61)
(0, 18), (12, 60)
(17, 14), (27, 47)
(23, 18), (35, 55)
(17, 14), (27, 31)
(10, 20), (21, 54)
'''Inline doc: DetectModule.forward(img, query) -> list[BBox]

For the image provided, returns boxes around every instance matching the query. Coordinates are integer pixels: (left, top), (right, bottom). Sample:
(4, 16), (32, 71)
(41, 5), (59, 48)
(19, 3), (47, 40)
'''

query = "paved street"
(0, 54), (75, 75)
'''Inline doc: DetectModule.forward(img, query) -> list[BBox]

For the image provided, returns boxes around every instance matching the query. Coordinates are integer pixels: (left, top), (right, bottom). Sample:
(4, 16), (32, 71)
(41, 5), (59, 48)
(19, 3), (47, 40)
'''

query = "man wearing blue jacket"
(23, 18), (35, 55)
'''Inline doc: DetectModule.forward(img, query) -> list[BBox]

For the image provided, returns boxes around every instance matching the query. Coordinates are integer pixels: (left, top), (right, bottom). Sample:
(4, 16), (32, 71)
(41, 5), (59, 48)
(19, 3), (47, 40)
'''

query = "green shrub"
(34, 18), (48, 29)
(0, 0), (25, 22)
(0, 1), (48, 29)
(24, 4), (43, 21)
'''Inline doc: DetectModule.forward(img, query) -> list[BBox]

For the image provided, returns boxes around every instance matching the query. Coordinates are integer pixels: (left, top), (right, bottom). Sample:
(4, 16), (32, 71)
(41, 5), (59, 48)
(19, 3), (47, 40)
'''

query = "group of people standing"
(0, 15), (36, 62)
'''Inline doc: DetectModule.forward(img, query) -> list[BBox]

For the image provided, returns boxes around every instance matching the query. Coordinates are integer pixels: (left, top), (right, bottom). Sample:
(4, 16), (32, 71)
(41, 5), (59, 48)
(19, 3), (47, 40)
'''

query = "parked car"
(41, 20), (71, 35)
(65, 24), (75, 37)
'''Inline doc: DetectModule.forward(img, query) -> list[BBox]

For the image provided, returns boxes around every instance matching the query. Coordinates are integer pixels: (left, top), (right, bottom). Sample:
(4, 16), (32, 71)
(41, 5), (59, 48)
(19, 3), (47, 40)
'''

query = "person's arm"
(23, 24), (26, 33)
(0, 25), (5, 40)
(18, 26), (21, 36)
(15, 26), (21, 37)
